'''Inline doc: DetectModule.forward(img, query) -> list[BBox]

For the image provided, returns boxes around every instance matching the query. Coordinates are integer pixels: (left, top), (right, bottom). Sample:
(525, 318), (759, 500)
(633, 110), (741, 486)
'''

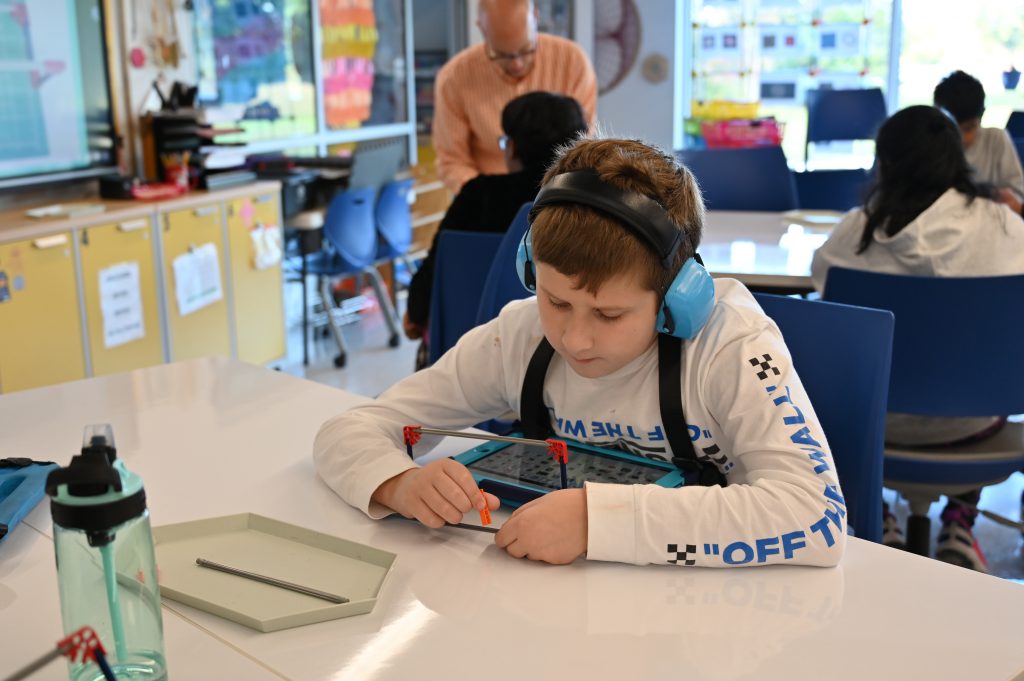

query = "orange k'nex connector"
(478, 488), (492, 526)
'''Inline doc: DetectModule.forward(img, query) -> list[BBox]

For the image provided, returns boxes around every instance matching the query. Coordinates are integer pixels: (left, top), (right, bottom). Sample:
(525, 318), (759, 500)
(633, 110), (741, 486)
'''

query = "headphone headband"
(528, 169), (686, 269)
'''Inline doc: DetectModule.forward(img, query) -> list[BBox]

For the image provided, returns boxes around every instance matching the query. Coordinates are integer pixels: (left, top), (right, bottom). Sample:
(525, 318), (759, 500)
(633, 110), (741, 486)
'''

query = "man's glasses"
(486, 42), (537, 63)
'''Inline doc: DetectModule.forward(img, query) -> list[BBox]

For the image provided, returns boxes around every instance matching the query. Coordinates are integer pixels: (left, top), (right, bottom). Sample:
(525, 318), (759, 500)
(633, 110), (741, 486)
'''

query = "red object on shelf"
(700, 118), (785, 148)
(131, 182), (186, 201)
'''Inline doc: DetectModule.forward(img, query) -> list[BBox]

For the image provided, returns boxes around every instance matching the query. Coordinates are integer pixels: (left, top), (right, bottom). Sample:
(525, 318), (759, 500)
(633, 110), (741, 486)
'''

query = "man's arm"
(432, 67), (480, 194)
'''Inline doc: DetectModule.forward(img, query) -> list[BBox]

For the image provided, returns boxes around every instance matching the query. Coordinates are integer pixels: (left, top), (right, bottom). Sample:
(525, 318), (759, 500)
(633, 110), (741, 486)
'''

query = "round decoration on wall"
(594, 0), (641, 95)
(641, 53), (668, 84)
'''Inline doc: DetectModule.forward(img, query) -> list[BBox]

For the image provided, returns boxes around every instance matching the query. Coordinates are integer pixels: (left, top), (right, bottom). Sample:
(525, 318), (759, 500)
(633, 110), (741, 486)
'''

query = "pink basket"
(700, 118), (784, 148)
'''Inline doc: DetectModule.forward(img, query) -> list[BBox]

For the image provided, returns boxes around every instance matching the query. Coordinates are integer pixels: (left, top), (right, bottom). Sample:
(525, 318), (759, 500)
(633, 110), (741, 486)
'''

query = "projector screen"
(0, 0), (116, 188)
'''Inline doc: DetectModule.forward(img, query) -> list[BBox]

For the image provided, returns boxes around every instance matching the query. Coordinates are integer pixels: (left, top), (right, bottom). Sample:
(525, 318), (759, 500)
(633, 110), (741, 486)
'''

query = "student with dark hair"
(811, 105), (1024, 572)
(404, 92), (587, 353)
(933, 70), (1024, 211)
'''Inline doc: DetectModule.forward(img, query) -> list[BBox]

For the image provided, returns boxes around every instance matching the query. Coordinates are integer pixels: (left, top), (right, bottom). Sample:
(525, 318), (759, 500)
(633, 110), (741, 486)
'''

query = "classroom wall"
(595, 2), (680, 153)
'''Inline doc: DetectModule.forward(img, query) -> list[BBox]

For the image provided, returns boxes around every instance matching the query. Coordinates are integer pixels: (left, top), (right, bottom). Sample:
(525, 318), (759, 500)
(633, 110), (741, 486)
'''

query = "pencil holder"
(46, 425), (167, 681)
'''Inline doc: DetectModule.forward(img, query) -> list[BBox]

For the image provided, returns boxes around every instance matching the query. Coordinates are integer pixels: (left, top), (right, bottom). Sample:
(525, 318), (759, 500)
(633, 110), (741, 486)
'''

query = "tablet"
(453, 435), (684, 507)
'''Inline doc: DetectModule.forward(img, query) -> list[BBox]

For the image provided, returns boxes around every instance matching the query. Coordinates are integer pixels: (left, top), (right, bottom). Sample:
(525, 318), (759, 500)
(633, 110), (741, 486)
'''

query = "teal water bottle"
(46, 425), (167, 681)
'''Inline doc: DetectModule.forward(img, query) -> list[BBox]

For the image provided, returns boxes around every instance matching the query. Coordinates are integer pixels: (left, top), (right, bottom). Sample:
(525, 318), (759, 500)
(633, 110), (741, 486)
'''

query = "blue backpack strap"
(518, 336), (727, 487)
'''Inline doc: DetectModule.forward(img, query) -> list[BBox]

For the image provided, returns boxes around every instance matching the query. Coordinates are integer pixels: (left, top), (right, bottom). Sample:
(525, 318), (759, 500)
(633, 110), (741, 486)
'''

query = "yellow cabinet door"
(226, 193), (285, 365)
(0, 232), (85, 392)
(79, 218), (165, 376)
(161, 204), (231, 361)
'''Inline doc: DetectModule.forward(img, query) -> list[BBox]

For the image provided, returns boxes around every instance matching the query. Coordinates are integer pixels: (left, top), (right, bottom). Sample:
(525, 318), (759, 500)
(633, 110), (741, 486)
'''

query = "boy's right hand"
(372, 459), (500, 528)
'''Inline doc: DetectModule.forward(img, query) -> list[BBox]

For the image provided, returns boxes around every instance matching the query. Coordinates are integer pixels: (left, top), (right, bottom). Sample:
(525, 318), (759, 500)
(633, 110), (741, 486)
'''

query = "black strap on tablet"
(519, 336), (726, 487)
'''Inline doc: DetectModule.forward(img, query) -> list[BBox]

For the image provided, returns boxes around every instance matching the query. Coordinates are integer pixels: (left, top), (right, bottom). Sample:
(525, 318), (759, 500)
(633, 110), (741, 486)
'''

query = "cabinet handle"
(118, 219), (148, 232)
(193, 206), (217, 218)
(254, 194), (274, 204)
(33, 234), (68, 249)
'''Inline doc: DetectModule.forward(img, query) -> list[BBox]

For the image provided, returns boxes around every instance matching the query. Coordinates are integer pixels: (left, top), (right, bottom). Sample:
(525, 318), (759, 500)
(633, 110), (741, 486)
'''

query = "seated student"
(314, 137), (846, 568)
(933, 70), (1024, 212)
(811, 105), (1024, 572)
(403, 92), (587, 348)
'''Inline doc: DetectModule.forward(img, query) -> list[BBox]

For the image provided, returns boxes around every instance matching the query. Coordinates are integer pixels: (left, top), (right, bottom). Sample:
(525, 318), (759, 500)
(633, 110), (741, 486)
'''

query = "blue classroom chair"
(1005, 111), (1024, 140)
(823, 267), (1024, 556)
(304, 186), (401, 368)
(754, 293), (894, 543)
(427, 231), (504, 366)
(475, 202), (533, 325)
(805, 88), (887, 164)
(794, 169), (871, 212)
(677, 146), (799, 212)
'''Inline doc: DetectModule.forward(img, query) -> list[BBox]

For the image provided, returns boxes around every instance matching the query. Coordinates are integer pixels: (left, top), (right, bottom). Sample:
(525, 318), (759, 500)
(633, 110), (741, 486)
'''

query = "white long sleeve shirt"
(314, 279), (845, 568)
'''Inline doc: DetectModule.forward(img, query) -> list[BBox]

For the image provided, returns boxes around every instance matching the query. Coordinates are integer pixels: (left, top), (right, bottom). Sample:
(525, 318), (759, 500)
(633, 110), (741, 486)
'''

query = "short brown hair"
(531, 137), (705, 294)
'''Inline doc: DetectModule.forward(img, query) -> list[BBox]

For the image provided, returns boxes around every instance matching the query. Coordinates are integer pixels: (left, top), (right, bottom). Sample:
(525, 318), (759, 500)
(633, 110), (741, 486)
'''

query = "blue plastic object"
(823, 268), (1024, 553)
(428, 231), (505, 365)
(316, 186), (378, 270)
(805, 88), (888, 163)
(0, 460), (57, 543)
(677, 146), (799, 212)
(1006, 111), (1024, 140)
(375, 178), (414, 260)
(754, 293), (894, 543)
(477, 201), (533, 326)
(454, 434), (684, 508)
(794, 168), (871, 211)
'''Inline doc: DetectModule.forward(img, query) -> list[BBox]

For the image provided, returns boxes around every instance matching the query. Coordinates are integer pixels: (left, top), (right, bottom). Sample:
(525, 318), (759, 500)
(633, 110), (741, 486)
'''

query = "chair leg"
(904, 495), (935, 557)
(363, 266), (401, 348)
(318, 276), (349, 368)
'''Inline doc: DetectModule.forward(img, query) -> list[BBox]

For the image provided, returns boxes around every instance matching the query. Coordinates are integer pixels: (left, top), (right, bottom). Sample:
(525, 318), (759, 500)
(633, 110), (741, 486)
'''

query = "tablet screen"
(465, 442), (670, 491)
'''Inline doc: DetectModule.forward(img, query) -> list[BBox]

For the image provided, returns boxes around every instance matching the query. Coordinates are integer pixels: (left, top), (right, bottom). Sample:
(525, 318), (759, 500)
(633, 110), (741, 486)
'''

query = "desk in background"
(701, 210), (841, 294)
(2, 357), (1023, 680)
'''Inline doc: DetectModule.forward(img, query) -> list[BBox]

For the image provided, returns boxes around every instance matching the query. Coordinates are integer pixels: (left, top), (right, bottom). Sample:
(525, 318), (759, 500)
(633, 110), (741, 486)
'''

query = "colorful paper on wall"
(760, 26), (802, 55)
(320, 0), (378, 128)
(99, 262), (145, 348)
(172, 243), (223, 317)
(818, 24), (862, 58)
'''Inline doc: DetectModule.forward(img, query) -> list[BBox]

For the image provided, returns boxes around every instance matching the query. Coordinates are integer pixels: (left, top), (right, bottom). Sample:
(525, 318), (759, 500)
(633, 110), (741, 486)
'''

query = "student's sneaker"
(935, 522), (989, 573)
(882, 511), (906, 549)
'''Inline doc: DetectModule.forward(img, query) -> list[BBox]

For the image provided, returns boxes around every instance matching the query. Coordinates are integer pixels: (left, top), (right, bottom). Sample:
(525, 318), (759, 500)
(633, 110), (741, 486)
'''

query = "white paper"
(99, 262), (145, 348)
(172, 243), (223, 316)
(250, 223), (283, 270)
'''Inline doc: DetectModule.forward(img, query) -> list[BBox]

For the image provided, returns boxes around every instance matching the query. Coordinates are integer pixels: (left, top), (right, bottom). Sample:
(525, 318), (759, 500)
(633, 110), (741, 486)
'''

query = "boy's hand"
(495, 489), (588, 564)
(373, 459), (499, 527)
(402, 312), (424, 340)
(997, 187), (1023, 214)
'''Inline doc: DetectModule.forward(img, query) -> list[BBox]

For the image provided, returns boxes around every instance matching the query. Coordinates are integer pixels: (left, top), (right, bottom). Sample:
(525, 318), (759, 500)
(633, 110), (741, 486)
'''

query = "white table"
(3, 357), (1023, 681)
(701, 210), (840, 292)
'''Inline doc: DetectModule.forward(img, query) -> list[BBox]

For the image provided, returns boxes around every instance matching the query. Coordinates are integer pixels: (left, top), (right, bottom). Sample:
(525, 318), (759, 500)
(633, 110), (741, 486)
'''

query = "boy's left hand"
(495, 488), (588, 564)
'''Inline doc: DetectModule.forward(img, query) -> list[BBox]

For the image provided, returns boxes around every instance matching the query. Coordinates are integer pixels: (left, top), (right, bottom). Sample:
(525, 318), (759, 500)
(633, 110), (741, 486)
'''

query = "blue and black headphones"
(515, 169), (715, 340)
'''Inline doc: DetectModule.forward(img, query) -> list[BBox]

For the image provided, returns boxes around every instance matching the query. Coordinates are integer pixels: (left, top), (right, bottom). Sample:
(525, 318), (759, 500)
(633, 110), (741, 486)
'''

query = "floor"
(275, 284), (1024, 583)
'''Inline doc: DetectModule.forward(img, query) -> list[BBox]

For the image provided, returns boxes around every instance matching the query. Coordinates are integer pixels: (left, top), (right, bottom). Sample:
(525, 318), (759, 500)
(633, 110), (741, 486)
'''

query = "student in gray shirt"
(934, 70), (1024, 213)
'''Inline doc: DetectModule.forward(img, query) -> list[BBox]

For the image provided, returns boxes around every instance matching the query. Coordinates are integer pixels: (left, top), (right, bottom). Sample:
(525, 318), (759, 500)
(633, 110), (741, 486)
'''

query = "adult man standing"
(432, 0), (597, 193)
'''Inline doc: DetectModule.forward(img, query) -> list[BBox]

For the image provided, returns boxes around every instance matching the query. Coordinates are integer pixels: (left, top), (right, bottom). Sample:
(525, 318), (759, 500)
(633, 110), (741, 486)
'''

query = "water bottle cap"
(46, 425), (146, 537)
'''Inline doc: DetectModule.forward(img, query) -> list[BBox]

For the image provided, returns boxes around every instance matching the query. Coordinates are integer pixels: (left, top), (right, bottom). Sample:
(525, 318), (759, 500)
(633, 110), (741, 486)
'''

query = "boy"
(314, 137), (846, 568)
(933, 70), (1024, 212)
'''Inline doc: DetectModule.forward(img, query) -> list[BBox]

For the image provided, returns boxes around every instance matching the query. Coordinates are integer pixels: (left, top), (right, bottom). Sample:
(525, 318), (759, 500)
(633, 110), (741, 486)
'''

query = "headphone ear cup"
(656, 258), (715, 340)
(516, 229), (536, 291)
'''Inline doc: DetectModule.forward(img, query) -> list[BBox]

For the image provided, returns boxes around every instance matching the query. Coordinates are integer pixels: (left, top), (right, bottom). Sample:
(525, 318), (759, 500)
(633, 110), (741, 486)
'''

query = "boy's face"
(958, 117), (982, 148)
(535, 262), (659, 379)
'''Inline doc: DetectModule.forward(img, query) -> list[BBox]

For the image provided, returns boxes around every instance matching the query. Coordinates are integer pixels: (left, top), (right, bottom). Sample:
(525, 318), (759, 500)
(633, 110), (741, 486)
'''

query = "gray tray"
(153, 513), (396, 632)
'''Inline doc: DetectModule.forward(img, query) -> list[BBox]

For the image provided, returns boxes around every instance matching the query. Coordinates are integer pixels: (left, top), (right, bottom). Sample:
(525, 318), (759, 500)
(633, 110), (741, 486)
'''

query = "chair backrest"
(677, 146), (799, 212)
(823, 267), (1024, 416)
(322, 186), (378, 270)
(793, 168), (871, 211)
(1006, 110), (1024, 140)
(754, 293), (894, 543)
(375, 178), (414, 259)
(806, 88), (888, 146)
(476, 202), (534, 325)
(428, 231), (505, 365)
